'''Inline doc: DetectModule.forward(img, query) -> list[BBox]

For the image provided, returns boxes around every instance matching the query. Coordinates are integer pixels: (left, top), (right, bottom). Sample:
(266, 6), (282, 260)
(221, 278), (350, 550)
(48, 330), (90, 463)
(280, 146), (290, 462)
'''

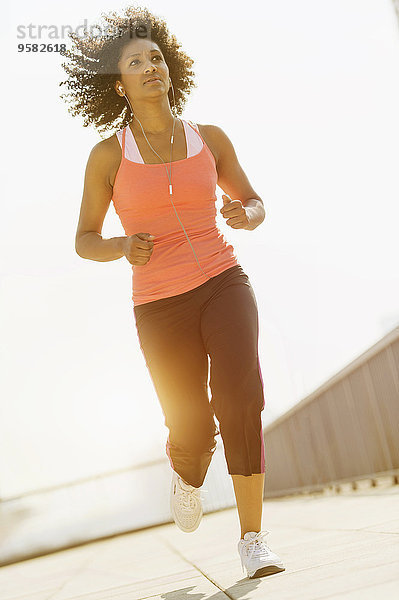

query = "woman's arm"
(75, 139), (126, 261)
(204, 124), (266, 231)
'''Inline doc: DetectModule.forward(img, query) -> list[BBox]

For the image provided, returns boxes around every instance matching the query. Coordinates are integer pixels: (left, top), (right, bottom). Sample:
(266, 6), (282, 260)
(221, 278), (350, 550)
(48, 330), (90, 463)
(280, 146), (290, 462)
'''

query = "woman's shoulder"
(93, 130), (122, 155)
(89, 131), (124, 169)
(189, 122), (225, 166)
(186, 120), (215, 135)
(87, 131), (123, 188)
(189, 121), (225, 141)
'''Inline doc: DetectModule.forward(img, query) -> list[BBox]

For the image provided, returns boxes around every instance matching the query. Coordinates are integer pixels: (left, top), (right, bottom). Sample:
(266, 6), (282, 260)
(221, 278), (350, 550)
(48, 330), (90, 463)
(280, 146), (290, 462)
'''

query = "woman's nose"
(144, 60), (157, 71)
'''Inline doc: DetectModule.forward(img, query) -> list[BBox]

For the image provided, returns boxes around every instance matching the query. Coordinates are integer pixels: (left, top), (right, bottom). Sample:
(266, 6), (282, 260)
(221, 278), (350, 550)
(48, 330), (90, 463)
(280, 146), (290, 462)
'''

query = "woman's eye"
(129, 56), (162, 66)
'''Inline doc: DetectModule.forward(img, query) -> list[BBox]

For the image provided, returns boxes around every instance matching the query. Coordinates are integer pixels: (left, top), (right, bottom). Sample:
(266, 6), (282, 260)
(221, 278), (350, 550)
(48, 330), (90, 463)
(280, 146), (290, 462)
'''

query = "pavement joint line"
(45, 553), (98, 600)
(267, 526), (399, 534)
(358, 530), (399, 535)
(155, 533), (233, 599)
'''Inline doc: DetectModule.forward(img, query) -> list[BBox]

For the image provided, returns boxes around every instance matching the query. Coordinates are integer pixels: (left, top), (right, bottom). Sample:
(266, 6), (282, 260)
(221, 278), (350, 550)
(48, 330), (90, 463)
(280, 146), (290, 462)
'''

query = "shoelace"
(178, 483), (209, 512)
(240, 530), (272, 573)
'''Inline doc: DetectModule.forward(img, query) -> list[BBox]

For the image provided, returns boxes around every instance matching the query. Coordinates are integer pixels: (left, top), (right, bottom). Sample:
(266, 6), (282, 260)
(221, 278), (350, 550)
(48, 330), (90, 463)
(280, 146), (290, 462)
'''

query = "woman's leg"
(231, 473), (265, 538)
(200, 271), (266, 534)
(134, 293), (219, 488)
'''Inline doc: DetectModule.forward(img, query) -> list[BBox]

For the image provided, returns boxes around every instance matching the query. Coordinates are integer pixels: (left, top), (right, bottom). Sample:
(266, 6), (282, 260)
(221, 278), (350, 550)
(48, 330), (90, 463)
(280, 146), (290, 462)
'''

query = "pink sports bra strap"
(186, 120), (206, 145)
(121, 127), (126, 158)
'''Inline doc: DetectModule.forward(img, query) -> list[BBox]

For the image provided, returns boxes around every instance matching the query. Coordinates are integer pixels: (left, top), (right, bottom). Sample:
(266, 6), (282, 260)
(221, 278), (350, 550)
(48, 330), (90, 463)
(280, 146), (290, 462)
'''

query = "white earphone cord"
(120, 78), (211, 280)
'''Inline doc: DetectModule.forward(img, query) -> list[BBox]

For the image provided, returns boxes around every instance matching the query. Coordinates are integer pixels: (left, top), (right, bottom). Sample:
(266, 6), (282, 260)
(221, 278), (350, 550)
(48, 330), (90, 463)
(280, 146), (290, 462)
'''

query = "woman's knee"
(167, 415), (218, 453)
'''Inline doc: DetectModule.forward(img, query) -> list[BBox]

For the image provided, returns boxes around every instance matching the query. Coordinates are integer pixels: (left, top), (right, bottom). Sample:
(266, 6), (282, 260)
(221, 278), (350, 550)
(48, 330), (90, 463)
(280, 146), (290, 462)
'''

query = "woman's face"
(116, 38), (170, 100)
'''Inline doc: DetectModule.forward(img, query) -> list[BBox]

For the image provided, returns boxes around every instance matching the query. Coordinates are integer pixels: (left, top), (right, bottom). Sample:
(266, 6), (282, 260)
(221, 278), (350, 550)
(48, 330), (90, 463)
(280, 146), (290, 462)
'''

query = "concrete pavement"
(1, 478), (398, 599)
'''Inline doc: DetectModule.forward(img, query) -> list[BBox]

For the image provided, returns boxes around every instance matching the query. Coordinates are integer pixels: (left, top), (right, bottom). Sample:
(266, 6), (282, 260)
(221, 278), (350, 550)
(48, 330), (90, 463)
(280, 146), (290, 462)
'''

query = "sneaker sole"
(249, 564), (285, 578)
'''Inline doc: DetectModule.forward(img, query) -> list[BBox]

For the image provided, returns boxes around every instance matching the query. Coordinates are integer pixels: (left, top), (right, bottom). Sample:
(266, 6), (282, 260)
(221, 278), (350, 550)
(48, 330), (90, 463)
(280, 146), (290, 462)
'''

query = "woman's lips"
(145, 78), (162, 84)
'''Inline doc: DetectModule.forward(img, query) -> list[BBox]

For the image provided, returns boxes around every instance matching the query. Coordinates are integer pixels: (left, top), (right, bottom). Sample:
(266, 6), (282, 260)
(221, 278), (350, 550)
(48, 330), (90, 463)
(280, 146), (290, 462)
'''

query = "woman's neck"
(131, 110), (176, 136)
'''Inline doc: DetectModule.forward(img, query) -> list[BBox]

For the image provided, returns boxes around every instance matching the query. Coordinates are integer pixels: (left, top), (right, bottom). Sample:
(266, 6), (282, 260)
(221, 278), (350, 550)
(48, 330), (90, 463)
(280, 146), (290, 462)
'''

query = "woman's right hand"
(122, 233), (155, 266)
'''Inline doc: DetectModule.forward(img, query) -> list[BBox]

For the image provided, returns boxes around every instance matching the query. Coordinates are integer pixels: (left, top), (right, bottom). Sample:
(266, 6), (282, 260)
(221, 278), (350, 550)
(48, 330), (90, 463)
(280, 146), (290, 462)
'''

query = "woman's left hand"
(219, 194), (251, 229)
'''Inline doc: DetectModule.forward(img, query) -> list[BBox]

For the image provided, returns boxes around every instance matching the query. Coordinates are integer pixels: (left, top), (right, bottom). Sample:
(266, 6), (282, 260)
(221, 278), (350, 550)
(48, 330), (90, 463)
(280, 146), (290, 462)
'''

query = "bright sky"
(1, 0), (399, 498)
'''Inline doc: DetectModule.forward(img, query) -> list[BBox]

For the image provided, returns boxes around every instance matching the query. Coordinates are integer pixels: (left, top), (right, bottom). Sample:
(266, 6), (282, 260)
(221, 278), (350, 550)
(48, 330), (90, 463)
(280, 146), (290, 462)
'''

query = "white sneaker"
(170, 471), (206, 533)
(238, 530), (285, 578)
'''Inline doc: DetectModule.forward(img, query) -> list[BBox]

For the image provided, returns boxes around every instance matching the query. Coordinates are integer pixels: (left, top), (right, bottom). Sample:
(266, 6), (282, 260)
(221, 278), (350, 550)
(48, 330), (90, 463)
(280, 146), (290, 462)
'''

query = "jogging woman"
(62, 6), (285, 579)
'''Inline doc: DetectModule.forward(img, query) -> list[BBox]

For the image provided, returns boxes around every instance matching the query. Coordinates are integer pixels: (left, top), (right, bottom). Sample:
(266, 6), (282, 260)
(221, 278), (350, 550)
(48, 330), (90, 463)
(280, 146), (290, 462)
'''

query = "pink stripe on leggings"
(257, 355), (265, 410)
(260, 424), (265, 473)
(258, 355), (266, 473)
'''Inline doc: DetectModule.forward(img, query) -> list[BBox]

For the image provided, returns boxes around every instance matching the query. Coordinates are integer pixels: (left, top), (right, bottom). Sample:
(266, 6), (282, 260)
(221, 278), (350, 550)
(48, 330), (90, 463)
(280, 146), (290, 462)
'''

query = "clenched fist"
(122, 232), (155, 266)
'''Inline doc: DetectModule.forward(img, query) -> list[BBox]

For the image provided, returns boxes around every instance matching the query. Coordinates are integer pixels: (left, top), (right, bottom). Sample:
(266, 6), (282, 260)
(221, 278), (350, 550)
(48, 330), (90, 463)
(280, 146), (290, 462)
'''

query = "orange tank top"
(111, 118), (240, 306)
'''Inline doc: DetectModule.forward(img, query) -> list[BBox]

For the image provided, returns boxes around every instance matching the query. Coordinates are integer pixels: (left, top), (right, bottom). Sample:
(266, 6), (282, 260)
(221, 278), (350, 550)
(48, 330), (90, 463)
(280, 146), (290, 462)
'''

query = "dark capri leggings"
(133, 264), (266, 488)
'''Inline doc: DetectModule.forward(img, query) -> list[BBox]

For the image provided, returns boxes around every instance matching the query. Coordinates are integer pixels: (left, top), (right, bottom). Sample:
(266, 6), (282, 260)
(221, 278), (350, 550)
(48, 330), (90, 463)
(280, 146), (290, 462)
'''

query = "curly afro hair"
(59, 4), (197, 137)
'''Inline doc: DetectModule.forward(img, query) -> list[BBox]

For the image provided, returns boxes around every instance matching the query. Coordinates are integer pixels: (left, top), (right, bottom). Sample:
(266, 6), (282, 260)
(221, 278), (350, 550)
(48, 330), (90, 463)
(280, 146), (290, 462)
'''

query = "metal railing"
(262, 326), (399, 498)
